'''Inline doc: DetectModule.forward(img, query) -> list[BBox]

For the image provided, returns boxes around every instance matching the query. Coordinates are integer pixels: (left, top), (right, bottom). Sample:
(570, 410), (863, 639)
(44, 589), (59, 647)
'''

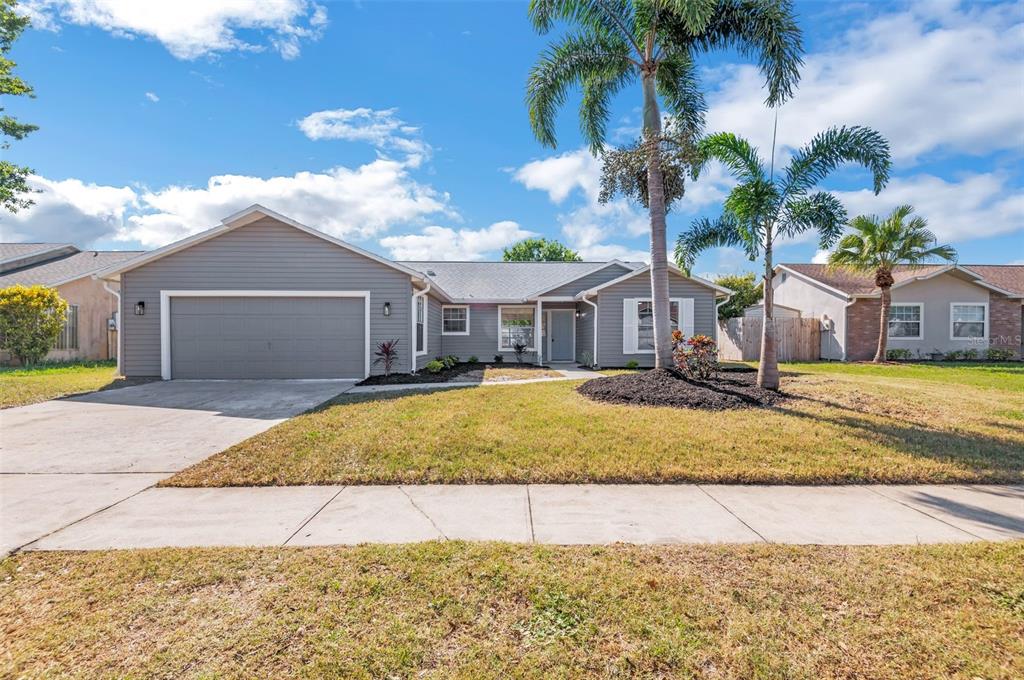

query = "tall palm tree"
(527, 0), (803, 368)
(675, 127), (892, 389)
(828, 205), (956, 363)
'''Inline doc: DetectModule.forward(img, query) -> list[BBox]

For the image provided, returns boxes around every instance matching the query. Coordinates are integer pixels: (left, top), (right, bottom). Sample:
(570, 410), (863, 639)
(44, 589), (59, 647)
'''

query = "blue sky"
(3, 0), (1022, 277)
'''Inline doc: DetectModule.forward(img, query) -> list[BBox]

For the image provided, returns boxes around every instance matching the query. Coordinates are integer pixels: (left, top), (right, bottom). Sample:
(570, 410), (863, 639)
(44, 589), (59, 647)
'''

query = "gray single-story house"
(772, 263), (1024, 360)
(94, 205), (730, 379)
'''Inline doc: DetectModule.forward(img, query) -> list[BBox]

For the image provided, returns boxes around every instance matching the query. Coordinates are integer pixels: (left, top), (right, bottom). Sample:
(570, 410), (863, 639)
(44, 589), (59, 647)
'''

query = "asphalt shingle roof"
(0, 250), (144, 287)
(782, 263), (1024, 297)
(0, 243), (74, 262)
(399, 261), (642, 301)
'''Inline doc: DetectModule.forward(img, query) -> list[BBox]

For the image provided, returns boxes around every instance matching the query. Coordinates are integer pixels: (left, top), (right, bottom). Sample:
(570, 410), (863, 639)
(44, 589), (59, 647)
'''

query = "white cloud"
(379, 221), (535, 261)
(297, 107), (430, 163)
(2, 176), (137, 244)
(513, 149), (601, 203)
(144, 91), (159, 102)
(706, 1), (1024, 163)
(811, 249), (831, 265)
(833, 173), (1024, 243)
(23, 0), (328, 60)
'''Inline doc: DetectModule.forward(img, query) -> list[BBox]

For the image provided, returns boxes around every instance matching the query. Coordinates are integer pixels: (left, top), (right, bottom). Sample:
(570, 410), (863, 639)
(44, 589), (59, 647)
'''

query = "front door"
(548, 310), (574, 361)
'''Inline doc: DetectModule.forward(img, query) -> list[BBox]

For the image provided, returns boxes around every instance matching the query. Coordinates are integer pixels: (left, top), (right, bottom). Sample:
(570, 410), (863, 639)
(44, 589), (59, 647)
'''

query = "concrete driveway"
(1, 380), (351, 555)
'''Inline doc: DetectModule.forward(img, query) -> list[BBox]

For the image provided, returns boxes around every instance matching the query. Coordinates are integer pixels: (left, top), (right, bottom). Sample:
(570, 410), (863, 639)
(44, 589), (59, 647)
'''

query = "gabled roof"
(399, 260), (642, 302)
(779, 263), (1024, 299)
(0, 249), (143, 287)
(575, 263), (733, 298)
(92, 204), (451, 299)
(1, 243), (79, 273)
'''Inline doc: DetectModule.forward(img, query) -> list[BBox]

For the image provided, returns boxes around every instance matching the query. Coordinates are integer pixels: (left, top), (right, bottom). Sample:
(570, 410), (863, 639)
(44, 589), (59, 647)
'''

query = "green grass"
(2, 542), (1021, 678)
(779, 360), (1023, 390)
(166, 361), (1024, 487)
(0, 360), (119, 408)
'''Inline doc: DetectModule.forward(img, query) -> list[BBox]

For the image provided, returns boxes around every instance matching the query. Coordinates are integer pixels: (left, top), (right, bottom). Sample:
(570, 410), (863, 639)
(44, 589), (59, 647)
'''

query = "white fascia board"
(775, 265), (853, 301)
(575, 263), (733, 298)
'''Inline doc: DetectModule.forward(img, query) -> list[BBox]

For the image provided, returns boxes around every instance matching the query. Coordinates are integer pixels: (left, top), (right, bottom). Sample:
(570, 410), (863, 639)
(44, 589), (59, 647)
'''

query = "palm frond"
(828, 205), (957, 273)
(674, 213), (750, 271)
(527, 31), (635, 148)
(529, 0), (641, 54)
(781, 126), (892, 200)
(696, 132), (765, 184)
(655, 47), (706, 138)
(580, 62), (635, 153)
(779, 191), (847, 249)
(661, 0), (717, 34)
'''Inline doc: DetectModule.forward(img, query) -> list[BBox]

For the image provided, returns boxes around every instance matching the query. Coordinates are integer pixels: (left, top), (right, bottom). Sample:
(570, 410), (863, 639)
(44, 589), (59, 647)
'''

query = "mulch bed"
(358, 362), (541, 386)
(577, 368), (787, 410)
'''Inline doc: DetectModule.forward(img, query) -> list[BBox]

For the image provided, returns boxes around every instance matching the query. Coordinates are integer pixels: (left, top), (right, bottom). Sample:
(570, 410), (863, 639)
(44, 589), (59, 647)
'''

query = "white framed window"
(950, 302), (987, 340)
(415, 296), (427, 355)
(623, 298), (694, 354)
(55, 304), (79, 350)
(498, 305), (535, 351)
(442, 305), (469, 335)
(888, 303), (922, 339)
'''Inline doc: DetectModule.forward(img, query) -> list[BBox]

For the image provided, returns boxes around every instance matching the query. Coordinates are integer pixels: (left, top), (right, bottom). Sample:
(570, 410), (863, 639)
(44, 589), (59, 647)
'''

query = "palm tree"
(527, 0), (803, 368)
(675, 127), (892, 389)
(828, 205), (956, 363)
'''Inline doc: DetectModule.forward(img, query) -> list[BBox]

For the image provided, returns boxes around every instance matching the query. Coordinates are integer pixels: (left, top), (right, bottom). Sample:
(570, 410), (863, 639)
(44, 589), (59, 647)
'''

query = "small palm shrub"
(444, 354), (459, 368)
(511, 342), (528, 364)
(425, 360), (444, 374)
(372, 339), (400, 376)
(672, 331), (719, 380)
(493, 354), (504, 363)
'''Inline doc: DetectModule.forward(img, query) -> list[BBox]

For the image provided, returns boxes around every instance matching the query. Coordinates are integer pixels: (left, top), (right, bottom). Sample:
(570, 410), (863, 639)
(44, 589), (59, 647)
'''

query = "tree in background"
(0, 285), (69, 365)
(714, 272), (762, 319)
(0, 0), (38, 213)
(503, 237), (582, 262)
(828, 205), (955, 363)
(675, 127), (891, 389)
(527, 0), (803, 369)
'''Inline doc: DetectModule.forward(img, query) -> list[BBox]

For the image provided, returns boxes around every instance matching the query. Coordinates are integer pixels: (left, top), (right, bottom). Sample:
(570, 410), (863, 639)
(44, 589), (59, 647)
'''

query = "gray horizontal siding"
(415, 293), (443, 370)
(435, 304), (537, 363)
(576, 301), (595, 364)
(596, 270), (717, 367)
(122, 217), (413, 377)
(541, 263), (632, 297)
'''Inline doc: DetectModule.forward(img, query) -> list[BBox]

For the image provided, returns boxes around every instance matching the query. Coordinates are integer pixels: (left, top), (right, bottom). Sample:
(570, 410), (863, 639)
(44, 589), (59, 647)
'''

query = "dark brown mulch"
(358, 362), (541, 386)
(577, 368), (787, 410)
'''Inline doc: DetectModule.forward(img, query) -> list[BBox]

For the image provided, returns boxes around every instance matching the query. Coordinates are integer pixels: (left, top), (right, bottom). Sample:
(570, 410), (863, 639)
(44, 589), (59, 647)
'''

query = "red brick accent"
(989, 293), (1022, 358)
(845, 298), (882, 361)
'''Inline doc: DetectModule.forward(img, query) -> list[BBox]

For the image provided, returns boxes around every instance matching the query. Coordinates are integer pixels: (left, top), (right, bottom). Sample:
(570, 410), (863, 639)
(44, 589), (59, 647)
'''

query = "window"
(950, 303), (987, 339)
(499, 306), (535, 350)
(637, 300), (679, 352)
(415, 296), (426, 355)
(442, 305), (469, 335)
(55, 305), (79, 350)
(888, 304), (922, 339)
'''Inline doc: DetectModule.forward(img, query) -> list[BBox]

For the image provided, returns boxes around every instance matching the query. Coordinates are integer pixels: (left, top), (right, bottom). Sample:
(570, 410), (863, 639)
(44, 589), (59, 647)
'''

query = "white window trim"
(628, 298), (687, 354)
(159, 290), (370, 381)
(414, 295), (428, 356)
(887, 302), (923, 340)
(441, 304), (470, 336)
(497, 304), (537, 352)
(544, 309), (577, 362)
(949, 301), (988, 341)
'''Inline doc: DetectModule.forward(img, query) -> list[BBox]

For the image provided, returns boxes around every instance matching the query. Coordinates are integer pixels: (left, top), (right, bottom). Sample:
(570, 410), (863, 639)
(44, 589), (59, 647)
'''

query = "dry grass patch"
(3, 542), (1022, 679)
(166, 362), (1024, 486)
(480, 365), (563, 381)
(0, 361), (120, 408)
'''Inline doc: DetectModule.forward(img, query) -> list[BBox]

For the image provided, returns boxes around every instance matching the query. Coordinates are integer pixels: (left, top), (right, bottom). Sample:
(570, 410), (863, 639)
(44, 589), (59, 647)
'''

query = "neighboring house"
(93, 205), (730, 380)
(772, 263), (1023, 361)
(0, 243), (142, 364)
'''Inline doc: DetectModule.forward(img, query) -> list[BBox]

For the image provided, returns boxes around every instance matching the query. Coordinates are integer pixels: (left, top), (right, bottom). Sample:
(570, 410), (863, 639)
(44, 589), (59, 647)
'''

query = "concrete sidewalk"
(21, 483), (1024, 552)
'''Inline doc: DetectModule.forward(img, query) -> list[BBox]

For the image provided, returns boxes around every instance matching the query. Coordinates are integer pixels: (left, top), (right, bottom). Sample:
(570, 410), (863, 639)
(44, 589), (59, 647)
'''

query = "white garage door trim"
(159, 290), (371, 380)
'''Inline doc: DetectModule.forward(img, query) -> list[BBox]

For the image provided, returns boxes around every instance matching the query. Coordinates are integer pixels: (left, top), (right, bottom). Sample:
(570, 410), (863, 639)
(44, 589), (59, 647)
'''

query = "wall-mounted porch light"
(382, 301), (391, 317)
(134, 301), (145, 316)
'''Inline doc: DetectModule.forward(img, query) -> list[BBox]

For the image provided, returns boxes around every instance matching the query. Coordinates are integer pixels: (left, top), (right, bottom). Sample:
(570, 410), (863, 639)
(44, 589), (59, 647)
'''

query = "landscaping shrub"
(468, 355), (479, 363)
(444, 354), (459, 368)
(493, 354), (504, 363)
(986, 348), (1014, 361)
(672, 331), (719, 380)
(0, 285), (69, 366)
(372, 339), (400, 376)
(580, 350), (593, 367)
(963, 348), (979, 361)
(624, 360), (639, 369)
(886, 348), (912, 361)
(425, 360), (444, 374)
(944, 350), (962, 361)
(511, 342), (528, 364)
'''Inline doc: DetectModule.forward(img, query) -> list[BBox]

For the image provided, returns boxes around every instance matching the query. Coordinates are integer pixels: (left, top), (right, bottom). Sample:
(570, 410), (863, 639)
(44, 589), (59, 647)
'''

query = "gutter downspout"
(582, 293), (598, 368)
(536, 298), (543, 365)
(100, 278), (122, 376)
(714, 295), (732, 345)
(411, 283), (430, 373)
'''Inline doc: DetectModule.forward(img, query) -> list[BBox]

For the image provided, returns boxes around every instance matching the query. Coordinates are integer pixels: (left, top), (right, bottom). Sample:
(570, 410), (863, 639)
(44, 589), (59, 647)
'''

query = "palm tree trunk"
(757, 239), (780, 390)
(874, 284), (891, 363)
(642, 70), (672, 369)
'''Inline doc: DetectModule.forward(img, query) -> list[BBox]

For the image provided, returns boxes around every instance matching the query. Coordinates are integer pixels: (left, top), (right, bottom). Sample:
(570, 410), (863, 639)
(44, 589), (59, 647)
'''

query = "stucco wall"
(886, 273), (992, 356)
(772, 270), (846, 360)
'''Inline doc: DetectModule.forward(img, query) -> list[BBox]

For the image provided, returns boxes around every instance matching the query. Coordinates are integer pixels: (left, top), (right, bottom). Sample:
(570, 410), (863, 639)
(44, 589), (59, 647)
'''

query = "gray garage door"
(170, 296), (364, 379)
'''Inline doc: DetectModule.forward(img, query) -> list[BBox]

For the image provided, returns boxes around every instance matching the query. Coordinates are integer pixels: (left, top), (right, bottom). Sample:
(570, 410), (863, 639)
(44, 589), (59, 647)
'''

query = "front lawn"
(359, 361), (563, 385)
(166, 362), (1024, 486)
(0, 360), (119, 408)
(2, 542), (1021, 678)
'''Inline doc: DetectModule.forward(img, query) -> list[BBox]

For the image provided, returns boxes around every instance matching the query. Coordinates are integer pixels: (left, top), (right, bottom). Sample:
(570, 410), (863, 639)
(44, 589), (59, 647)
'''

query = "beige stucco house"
(0, 243), (142, 363)
(772, 263), (1024, 361)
